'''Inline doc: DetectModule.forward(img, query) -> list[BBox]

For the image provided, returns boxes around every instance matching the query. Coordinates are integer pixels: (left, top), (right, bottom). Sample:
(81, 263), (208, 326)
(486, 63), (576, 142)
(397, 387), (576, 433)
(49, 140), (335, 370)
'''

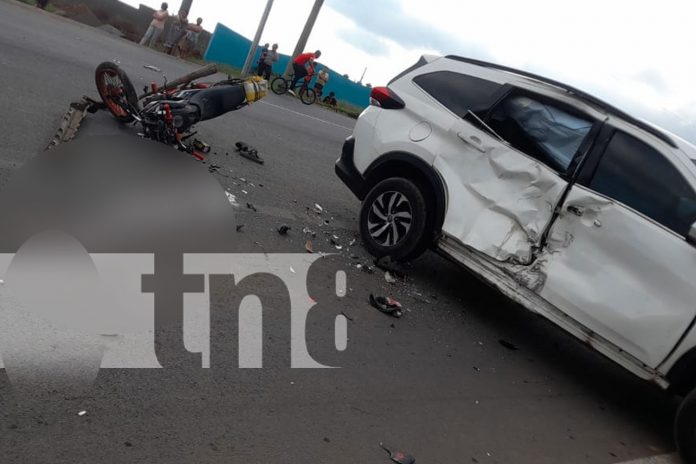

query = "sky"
(121, 0), (696, 144)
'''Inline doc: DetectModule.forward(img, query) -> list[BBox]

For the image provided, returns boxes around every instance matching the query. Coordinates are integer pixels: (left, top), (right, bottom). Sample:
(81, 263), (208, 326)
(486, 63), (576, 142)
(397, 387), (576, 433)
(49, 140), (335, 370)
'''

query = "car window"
(486, 95), (593, 172)
(412, 71), (502, 117)
(590, 131), (696, 236)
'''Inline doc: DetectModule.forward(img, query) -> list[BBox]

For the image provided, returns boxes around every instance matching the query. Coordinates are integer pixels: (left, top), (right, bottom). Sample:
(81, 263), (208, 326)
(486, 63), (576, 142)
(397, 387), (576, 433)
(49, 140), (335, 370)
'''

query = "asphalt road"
(0, 1), (682, 463)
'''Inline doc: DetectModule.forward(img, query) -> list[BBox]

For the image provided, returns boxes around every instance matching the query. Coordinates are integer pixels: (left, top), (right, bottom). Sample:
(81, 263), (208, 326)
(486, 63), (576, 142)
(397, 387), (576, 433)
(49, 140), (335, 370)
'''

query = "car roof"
(443, 55), (688, 151)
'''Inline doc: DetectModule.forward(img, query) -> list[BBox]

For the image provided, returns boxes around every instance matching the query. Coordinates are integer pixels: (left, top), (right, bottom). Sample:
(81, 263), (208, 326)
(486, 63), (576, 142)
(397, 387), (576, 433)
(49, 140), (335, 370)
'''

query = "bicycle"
(270, 73), (317, 105)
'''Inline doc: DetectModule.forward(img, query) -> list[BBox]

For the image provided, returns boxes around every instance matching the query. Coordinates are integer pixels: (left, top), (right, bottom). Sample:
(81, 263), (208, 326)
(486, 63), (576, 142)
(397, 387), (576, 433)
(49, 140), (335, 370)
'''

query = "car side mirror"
(688, 222), (696, 245)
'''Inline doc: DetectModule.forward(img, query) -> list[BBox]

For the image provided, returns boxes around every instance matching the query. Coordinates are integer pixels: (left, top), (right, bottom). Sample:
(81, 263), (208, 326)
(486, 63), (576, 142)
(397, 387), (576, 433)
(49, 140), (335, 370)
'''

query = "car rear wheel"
(676, 388), (696, 463)
(359, 177), (429, 262)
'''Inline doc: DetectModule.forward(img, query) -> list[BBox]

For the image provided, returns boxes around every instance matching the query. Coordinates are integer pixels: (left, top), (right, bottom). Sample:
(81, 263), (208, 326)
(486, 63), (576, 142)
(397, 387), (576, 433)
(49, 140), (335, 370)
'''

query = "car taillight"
(370, 86), (405, 109)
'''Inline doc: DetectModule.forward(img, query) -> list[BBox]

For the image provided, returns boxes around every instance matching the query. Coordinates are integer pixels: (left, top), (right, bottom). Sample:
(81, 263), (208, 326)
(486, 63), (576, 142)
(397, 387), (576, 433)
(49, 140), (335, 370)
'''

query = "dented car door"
(540, 126), (696, 367)
(435, 89), (598, 263)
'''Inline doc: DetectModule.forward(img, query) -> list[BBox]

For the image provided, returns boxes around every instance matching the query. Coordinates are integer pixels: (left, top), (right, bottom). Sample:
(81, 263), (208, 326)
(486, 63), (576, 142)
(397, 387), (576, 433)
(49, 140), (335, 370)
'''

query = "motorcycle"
(94, 61), (267, 159)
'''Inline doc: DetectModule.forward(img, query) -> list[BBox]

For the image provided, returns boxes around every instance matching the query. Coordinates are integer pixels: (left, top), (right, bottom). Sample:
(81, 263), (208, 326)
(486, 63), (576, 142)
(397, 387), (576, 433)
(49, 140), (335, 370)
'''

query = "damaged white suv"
(336, 55), (696, 461)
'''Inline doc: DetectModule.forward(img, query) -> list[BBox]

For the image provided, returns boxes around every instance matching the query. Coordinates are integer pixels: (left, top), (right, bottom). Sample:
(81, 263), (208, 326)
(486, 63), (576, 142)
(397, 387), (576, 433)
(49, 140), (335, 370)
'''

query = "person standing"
(289, 50), (321, 95)
(163, 9), (188, 55)
(139, 2), (169, 48)
(314, 67), (329, 98)
(181, 17), (203, 58)
(257, 43), (278, 80)
(256, 43), (269, 76)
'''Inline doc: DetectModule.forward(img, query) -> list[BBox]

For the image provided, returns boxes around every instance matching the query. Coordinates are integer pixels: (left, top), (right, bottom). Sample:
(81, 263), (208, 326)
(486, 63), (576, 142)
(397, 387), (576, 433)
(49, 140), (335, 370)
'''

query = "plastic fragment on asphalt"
(499, 339), (518, 351)
(314, 203), (323, 213)
(278, 225), (291, 235)
(143, 65), (161, 72)
(305, 240), (314, 253)
(379, 442), (415, 464)
(246, 202), (257, 212)
(290, 267), (296, 274)
(225, 191), (239, 207)
(385, 271), (397, 284)
(369, 294), (403, 318)
(77, 410), (87, 416)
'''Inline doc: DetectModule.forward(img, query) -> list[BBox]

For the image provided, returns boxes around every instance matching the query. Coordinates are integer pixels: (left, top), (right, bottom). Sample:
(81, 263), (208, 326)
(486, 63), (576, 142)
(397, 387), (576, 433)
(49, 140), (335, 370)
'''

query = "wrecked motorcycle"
(93, 62), (267, 159)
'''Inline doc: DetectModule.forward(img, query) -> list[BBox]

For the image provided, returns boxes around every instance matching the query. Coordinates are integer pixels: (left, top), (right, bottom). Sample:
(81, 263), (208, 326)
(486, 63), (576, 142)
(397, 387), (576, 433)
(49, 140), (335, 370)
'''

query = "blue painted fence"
(204, 23), (371, 109)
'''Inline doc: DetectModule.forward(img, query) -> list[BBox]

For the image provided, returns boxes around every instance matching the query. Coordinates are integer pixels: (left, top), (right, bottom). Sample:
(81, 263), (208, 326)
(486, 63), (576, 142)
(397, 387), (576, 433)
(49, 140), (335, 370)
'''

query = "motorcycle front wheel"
(95, 62), (139, 123)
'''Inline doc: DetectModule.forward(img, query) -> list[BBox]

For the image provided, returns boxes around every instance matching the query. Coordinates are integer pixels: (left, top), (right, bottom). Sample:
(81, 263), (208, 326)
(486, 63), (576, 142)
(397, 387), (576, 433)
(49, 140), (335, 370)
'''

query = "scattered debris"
(349, 238), (357, 246)
(361, 265), (375, 274)
(314, 203), (324, 213)
(473, 366), (481, 372)
(77, 410), (87, 417)
(143, 65), (162, 72)
(341, 311), (354, 321)
(290, 267), (296, 274)
(369, 294), (403, 318)
(246, 202), (257, 212)
(46, 99), (92, 150)
(235, 141), (264, 164)
(235, 224), (245, 232)
(379, 443), (415, 464)
(498, 339), (519, 351)
(384, 271), (397, 284)
(374, 256), (407, 278)
(305, 240), (314, 253)
(225, 191), (239, 207)
(242, 189), (248, 195)
(278, 225), (291, 235)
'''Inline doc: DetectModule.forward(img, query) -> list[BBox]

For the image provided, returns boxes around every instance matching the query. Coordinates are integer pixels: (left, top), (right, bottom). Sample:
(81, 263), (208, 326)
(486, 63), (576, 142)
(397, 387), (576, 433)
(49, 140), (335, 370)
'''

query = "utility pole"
(180, 0), (193, 15)
(241, 0), (274, 76)
(284, 0), (324, 76)
(358, 67), (367, 84)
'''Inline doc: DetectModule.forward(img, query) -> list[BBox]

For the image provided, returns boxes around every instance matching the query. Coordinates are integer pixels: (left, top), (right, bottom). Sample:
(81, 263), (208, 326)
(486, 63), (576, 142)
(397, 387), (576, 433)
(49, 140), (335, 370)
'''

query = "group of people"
(140, 6), (338, 107)
(139, 2), (203, 58)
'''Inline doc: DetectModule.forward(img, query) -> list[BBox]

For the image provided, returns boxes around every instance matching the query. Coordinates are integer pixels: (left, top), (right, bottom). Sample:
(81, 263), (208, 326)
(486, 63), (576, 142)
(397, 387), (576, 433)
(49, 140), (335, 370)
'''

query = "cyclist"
(289, 50), (321, 95)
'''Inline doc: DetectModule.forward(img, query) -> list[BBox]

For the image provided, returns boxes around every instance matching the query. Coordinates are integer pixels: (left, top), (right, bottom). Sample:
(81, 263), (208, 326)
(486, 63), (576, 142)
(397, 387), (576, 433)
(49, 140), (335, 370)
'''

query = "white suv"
(336, 55), (696, 462)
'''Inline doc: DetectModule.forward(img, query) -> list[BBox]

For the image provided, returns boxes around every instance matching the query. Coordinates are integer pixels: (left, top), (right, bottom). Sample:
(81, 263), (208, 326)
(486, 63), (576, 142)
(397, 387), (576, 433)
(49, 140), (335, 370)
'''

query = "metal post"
(284, 0), (324, 76)
(180, 0), (193, 15)
(241, 0), (274, 76)
(358, 67), (367, 84)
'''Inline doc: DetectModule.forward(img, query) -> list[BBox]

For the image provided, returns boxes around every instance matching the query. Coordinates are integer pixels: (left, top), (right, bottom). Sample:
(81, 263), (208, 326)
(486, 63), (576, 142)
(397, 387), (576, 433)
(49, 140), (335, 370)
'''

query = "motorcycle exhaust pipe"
(138, 63), (218, 99)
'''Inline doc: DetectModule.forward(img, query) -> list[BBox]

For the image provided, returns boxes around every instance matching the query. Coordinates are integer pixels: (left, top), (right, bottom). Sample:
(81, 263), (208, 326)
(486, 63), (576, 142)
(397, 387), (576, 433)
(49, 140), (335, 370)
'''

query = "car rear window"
(412, 71), (502, 118)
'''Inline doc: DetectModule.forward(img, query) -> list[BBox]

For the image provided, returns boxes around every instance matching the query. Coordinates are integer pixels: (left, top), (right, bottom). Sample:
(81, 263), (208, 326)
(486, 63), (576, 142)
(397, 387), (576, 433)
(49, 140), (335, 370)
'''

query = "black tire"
(676, 388), (696, 463)
(270, 76), (288, 95)
(359, 177), (430, 262)
(299, 87), (317, 105)
(95, 61), (138, 123)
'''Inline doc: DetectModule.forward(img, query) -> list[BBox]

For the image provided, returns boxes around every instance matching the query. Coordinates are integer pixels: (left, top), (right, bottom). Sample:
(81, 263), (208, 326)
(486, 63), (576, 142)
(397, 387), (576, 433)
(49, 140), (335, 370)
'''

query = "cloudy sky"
(122, 0), (696, 143)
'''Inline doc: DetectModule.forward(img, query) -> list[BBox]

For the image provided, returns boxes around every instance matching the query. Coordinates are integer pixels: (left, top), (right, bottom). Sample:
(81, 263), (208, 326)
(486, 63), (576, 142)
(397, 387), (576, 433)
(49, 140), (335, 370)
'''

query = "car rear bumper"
(335, 136), (367, 200)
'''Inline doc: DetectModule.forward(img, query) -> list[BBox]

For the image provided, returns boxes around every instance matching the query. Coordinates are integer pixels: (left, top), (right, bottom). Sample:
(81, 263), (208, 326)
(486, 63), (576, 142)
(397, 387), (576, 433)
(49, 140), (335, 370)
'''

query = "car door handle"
(457, 132), (486, 153)
(567, 205), (584, 216)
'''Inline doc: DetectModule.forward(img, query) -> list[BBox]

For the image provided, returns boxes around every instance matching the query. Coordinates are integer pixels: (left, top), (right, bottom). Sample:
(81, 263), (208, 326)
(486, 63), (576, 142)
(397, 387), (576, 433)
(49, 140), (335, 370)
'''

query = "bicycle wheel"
(270, 76), (288, 95)
(299, 87), (317, 105)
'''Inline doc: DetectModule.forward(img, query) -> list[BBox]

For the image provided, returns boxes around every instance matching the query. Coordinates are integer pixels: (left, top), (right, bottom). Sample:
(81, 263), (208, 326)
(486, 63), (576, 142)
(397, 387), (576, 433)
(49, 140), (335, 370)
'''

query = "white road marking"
(614, 453), (679, 464)
(259, 101), (354, 131)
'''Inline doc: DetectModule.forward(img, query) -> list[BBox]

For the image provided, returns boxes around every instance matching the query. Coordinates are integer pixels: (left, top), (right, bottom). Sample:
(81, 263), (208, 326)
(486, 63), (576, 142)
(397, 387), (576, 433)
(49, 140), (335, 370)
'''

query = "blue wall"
(204, 23), (371, 109)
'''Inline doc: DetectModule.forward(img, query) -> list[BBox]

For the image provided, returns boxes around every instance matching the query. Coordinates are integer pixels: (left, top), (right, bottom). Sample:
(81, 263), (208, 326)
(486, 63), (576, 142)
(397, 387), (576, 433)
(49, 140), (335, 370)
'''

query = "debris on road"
(314, 203), (324, 213)
(305, 240), (314, 253)
(374, 256), (407, 278)
(369, 294), (403, 318)
(246, 202), (257, 212)
(143, 64), (162, 72)
(235, 141), (264, 164)
(302, 227), (317, 238)
(384, 271), (397, 284)
(379, 443), (415, 464)
(46, 99), (93, 150)
(225, 191), (239, 207)
(498, 339), (519, 351)
(236, 224), (245, 232)
(278, 224), (291, 235)
(77, 410), (87, 417)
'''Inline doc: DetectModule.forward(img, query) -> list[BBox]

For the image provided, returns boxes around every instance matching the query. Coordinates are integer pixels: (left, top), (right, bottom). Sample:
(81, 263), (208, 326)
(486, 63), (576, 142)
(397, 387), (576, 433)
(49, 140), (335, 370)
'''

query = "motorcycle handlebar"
(138, 63), (219, 98)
